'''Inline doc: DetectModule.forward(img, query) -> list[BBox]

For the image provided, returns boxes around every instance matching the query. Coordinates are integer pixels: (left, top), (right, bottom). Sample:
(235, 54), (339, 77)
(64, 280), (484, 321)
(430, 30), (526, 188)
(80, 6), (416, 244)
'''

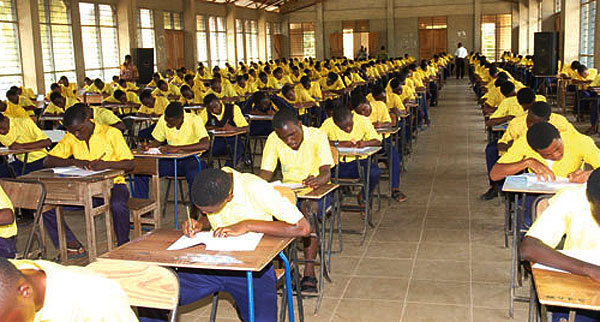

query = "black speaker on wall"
(533, 32), (559, 76)
(132, 48), (154, 84)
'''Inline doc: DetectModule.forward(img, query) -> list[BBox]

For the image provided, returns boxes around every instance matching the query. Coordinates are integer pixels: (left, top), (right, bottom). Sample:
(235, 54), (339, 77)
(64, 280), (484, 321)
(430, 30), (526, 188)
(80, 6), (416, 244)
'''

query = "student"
(139, 168), (311, 322)
(47, 92), (79, 115)
(151, 79), (180, 98)
(42, 104), (134, 256)
(257, 71), (278, 90)
(490, 122), (600, 224)
(83, 105), (126, 132)
(103, 89), (141, 115)
(202, 94), (248, 167)
(134, 102), (208, 204)
(272, 67), (292, 88)
(320, 104), (381, 208)
(138, 89), (170, 139)
(5, 89), (35, 118)
(300, 75), (322, 101)
(321, 72), (346, 95)
(574, 65), (600, 134)
(280, 84), (315, 123)
(0, 257), (138, 321)
(205, 78), (237, 99)
(351, 92), (407, 202)
(58, 76), (77, 98)
(243, 91), (278, 136)
(0, 186), (16, 258)
(520, 168), (600, 322)
(233, 74), (256, 97)
(183, 74), (206, 99)
(88, 79), (114, 97)
(486, 87), (545, 127)
(258, 109), (333, 292)
(178, 85), (203, 107)
(0, 114), (51, 177)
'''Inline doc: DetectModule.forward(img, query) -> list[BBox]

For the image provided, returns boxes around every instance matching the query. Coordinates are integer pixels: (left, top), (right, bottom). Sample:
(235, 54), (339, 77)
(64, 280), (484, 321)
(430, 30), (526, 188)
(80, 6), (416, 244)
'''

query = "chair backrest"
(129, 158), (159, 201)
(532, 196), (551, 223)
(273, 186), (297, 204)
(87, 259), (179, 311)
(0, 179), (46, 211)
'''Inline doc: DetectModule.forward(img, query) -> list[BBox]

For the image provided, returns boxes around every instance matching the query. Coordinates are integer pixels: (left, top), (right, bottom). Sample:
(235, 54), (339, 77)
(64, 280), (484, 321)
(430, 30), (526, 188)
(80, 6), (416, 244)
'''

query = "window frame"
(579, 0), (596, 68)
(0, 0), (24, 98)
(196, 14), (209, 67)
(208, 15), (227, 69)
(79, 2), (120, 81)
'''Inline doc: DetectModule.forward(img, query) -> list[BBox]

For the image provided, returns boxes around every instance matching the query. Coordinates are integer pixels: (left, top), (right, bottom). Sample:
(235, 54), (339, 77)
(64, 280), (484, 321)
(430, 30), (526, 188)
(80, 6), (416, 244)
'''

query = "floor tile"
(402, 303), (469, 322)
(412, 259), (471, 282)
(406, 279), (470, 305)
(333, 299), (403, 321)
(344, 277), (409, 301)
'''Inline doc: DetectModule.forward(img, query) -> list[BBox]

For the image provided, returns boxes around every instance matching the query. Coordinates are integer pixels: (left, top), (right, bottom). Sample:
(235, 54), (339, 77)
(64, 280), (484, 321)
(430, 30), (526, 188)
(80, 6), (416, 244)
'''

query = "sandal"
(66, 246), (87, 260)
(392, 190), (408, 203)
(300, 276), (318, 294)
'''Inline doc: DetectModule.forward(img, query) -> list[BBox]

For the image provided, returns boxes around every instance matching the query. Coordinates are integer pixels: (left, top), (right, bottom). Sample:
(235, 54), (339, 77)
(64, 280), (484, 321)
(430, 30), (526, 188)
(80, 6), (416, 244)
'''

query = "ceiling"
(204, 0), (287, 12)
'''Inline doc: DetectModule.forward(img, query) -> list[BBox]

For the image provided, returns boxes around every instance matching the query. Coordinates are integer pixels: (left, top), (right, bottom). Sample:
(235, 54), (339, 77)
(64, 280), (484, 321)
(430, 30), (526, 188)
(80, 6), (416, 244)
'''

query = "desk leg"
(83, 186), (97, 261)
(56, 207), (68, 262)
(246, 271), (255, 322)
(173, 159), (178, 229)
(104, 182), (114, 251)
(386, 138), (392, 200)
(568, 310), (576, 322)
(21, 153), (29, 176)
(278, 252), (295, 322)
(361, 156), (373, 245)
(509, 192), (520, 318)
(233, 135), (239, 169)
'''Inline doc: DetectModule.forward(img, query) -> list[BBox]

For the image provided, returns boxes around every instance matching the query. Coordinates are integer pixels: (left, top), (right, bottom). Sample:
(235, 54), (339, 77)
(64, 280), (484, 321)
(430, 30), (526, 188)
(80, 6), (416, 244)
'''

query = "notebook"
(52, 167), (110, 177)
(167, 232), (264, 251)
(532, 250), (600, 274)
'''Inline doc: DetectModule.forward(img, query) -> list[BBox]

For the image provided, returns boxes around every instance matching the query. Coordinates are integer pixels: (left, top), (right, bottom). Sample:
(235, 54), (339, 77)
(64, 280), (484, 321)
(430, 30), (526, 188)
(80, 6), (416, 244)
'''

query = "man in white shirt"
(454, 42), (468, 79)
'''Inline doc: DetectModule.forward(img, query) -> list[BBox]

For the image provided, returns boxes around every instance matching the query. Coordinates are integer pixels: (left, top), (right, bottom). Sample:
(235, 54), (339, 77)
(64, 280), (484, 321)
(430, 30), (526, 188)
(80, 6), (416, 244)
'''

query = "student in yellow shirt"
(6, 89), (36, 117)
(233, 75), (256, 97)
(321, 72), (346, 95)
(320, 103), (381, 206)
(520, 169), (600, 321)
(83, 105), (126, 132)
(179, 85), (203, 107)
(0, 114), (51, 177)
(202, 94), (248, 167)
(0, 257), (138, 321)
(487, 86), (545, 127)
(485, 82), (518, 123)
(58, 75), (77, 98)
(138, 89), (170, 139)
(42, 104), (134, 255)
(575, 65), (600, 134)
(82, 77), (93, 91)
(258, 109), (333, 293)
(88, 79), (114, 97)
(151, 80), (180, 98)
(272, 67), (292, 88)
(385, 79), (407, 117)
(257, 71), (278, 90)
(243, 91), (278, 136)
(300, 76), (322, 101)
(139, 167), (310, 322)
(183, 74), (206, 99)
(205, 78), (237, 99)
(103, 89), (141, 115)
(0, 186), (16, 258)
(46, 92), (79, 116)
(135, 102), (209, 215)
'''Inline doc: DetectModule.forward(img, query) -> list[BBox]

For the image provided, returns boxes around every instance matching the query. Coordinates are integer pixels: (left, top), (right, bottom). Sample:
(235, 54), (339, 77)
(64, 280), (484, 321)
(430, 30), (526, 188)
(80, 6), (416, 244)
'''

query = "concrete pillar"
(17, 0), (44, 92)
(280, 16), (290, 58)
(595, 0), (600, 67)
(473, 0), (481, 52)
(225, 4), (237, 65)
(560, 0), (580, 62)
(154, 9), (167, 72)
(386, 0), (395, 57)
(183, 0), (197, 69)
(258, 11), (267, 61)
(116, 0), (137, 59)
(519, 0), (529, 54)
(528, 0), (539, 54)
(315, 1), (325, 59)
(511, 2), (520, 53)
(540, 0), (555, 32)
(69, 0), (86, 83)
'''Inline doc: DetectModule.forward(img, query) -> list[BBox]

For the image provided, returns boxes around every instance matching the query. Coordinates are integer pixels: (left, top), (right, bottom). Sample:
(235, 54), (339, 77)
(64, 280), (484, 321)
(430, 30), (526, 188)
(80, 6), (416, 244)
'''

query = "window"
(163, 11), (182, 30)
(289, 23), (315, 59)
(79, 2), (119, 82)
(481, 14), (512, 62)
(580, 0), (596, 67)
(555, 0), (561, 12)
(245, 20), (258, 64)
(266, 22), (272, 61)
(0, 0), (23, 98)
(39, 0), (77, 91)
(196, 15), (208, 66)
(235, 19), (245, 63)
(208, 16), (227, 68)
(343, 29), (353, 58)
(137, 8), (156, 71)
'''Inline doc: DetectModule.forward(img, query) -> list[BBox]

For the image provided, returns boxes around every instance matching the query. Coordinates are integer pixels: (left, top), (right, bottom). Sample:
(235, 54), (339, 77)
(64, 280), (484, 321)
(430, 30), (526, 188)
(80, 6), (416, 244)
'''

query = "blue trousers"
(297, 194), (332, 219)
(552, 307), (600, 322)
(485, 140), (500, 186)
(0, 157), (45, 178)
(250, 120), (272, 137)
(211, 136), (244, 167)
(0, 236), (16, 258)
(133, 156), (203, 199)
(42, 184), (131, 246)
(381, 137), (401, 189)
(138, 264), (277, 322)
(139, 124), (156, 140)
(336, 159), (380, 195)
(580, 90), (599, 127)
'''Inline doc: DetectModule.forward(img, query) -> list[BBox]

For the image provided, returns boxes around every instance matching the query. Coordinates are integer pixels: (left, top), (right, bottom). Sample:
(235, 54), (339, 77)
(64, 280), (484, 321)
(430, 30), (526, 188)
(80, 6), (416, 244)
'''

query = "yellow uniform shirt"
(386, 92), (406, 112)
(526, 185), (600, 251)
(0, 185), (15, 238)
(5, 100), (30, 118)
(138, 96), (170, 115)
(261, 126), (334, 183)
(11, 260), (138, 322)
(49, 123), (133, 184)
(205, 167), (304, 228)
(320, 113), (382, 161)
(152, 112), (209, 146)
(234, 83), (256, 96)
(369, 101), (392, 124)
(205, 85), (237, 99)
(275, 75), (293, 88)
(490, 95), (547, 119)
(497, 130), (600, 177)
(45, 97), (79, 115)
(308, 82), (322, 100)
(0, 117), (48, 163)
(103, 92), (140, 114)
(92, 107), (121, 126)
(498, 113), (576, 145)
(88, 83), (114, 96)
(321, 78), (346, 91)
(200, 103), (248, 127)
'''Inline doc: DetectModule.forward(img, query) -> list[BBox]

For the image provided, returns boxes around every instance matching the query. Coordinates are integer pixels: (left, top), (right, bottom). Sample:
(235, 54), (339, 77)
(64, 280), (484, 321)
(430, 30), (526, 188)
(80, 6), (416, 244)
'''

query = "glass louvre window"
(289, 23), (315, 59)
(580, 0), (596, 67)
(137, 8), (156, 71)
(236, 19), (245, 63)
(266, 22), (272, 60)
(245, 20), (258, 64)
(39, 0), (77, 91)
(163, 11), (182, 30)
(0, 0), (23, 98)
(209, 16), (227, 68)
(196, 15), (208, 66)
(481, 14), (512, 62)
(79, 2), (119, 81)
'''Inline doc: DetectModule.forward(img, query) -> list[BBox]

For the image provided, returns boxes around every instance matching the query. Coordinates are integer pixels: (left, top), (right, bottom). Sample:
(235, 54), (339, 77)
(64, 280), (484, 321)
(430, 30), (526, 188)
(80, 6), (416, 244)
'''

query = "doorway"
(418, 16), (447, 60)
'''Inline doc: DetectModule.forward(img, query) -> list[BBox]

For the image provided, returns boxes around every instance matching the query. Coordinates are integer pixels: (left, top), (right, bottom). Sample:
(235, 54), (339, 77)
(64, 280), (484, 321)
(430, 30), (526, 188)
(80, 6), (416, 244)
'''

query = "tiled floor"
(15, 79), (530, 321)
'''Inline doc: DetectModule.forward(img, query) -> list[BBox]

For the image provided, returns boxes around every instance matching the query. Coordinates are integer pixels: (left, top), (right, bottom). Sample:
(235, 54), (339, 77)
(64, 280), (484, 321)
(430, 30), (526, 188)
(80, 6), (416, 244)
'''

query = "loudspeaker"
(533, 32), (559, 76)
(132, 48), (154, 84)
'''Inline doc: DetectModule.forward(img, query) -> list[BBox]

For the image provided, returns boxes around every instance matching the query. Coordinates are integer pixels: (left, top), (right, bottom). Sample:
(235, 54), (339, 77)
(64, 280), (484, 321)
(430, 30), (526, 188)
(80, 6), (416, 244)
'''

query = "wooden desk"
(207, 129), (248, 169)
(124, 115), (160, 144)
(132, 150), (205, 229)
(247, 114), (274, 121)
(101, 103), (139, 114)
(22, 168), (124, 262)
(100, 229), (297, 322)
(0, 147), (44, 177)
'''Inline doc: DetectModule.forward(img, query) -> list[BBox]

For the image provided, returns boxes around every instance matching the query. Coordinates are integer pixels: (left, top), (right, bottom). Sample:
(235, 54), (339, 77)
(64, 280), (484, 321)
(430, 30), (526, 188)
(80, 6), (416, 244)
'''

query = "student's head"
(258, 72), (268, 83)
(586, 169), (600, 211)
(63, 103), (94, 141)
(164, 102), (184, 129)
(570, 60), (581, 70)
(210, 78), (222, 92)
(326, 72), (338, 86)
(516, 88), (536, 109)
(184, 74), (195, 87)
(577, 65), (589, 78)
(281, 84), (296, 101)
(371, 84), (386, 101)
(139, 89), (155, 107)
(203, 93), (221, 115)
(300, 76), (311, 90)
(272, 109), (303, 150)
(83, 77), (92, 86)
(59, 75), (69, 85)
(112, 75), (119, 83)
(389, 78), (402, 95)
(180, 85), (193, 100)
(0, 113), (10, 135)
(118, 79), (127, 88)
(488, 65), (498, 77)
(152, 73), (161, 83)
(350, 92), (371, 117)
(0, 257), (37, 322)
(113, 90), (126, 103)
(333, 104), (353, 133)
(526, 122), (563, 161)
(49, 92), (65, 108)
(273, 67), (283, 79)
(50, 83), (61, 93)
(526, 102), (552, 128)
(191, 168), (234, 214)
(500, 82), (516, 97)
(5, 89), (18, 104)
(253, 91), (271, 109)
(236, 75), (246, 87)
(157, 80), (168, 91)
(93, 78), (104, 89)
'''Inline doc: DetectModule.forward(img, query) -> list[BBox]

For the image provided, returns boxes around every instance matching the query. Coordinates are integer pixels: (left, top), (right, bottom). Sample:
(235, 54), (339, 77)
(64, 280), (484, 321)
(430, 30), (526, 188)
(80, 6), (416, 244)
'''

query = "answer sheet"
(167, 232), (264, 251)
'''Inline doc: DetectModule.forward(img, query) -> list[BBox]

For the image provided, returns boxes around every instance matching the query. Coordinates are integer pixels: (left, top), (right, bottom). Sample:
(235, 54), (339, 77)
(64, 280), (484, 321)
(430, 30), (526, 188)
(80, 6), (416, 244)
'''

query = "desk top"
(492, 124), (508, 132)
(533, 267), (600, 311)
(39, 115), (63, 122)
(247, 114), (274, 121)
(209, 129), (248, 137)
(0, 147), (41, 156)
(376, 126), (402, 135)
(42, 130), (66, 143)
(184, 105), (205, 110)
(502, 174), (582, 194)
(23, 168), (123, 182)
(297, 183), (339, 200)
(132, 150), (205, 159)
(336, 146), (382, 157)
(124, 115), (160, 122)
(100, 229), (294, 271)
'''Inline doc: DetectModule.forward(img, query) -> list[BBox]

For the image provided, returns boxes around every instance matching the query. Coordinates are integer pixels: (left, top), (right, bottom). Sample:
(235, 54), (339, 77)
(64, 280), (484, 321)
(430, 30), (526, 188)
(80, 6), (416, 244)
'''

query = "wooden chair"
(0, 179), (49, 259)
(87, 259), (179, 322)
(128, 158), (161, 238)
(161, 176), (188, 218)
